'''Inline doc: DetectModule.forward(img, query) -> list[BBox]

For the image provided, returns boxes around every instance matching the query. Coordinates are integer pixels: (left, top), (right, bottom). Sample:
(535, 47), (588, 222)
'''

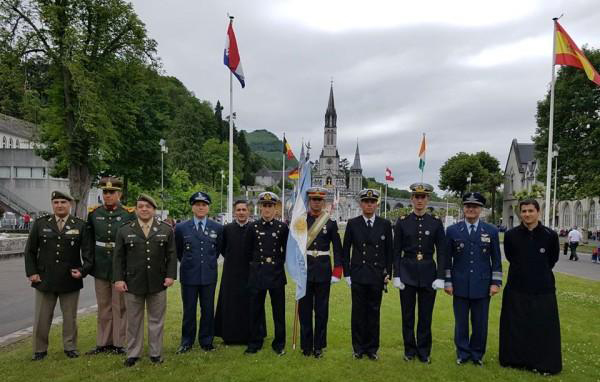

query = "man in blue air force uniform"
(175, 191), (224, 353)
(444, 192), (502, 366)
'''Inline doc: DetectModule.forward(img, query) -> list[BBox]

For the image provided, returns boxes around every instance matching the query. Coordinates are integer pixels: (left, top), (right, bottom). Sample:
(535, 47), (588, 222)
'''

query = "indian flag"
(418, 133), (426, 171)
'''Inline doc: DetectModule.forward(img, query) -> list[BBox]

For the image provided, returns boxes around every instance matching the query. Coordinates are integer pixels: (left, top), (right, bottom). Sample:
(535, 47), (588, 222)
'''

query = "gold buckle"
(416, 254), (423, 261)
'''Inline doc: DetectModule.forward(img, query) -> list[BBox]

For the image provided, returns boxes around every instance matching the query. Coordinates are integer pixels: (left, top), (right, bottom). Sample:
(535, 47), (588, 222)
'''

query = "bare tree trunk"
(69, 163), (91, 218)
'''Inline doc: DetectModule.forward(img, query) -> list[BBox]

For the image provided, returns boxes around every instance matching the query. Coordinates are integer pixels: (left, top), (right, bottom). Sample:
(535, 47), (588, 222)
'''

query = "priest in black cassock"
(499, 199), (562, 375)
(215, 200), (265, 344)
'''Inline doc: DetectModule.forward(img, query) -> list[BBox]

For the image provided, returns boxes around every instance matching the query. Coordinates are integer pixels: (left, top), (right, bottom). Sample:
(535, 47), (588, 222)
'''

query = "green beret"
(51, 190), (73, 201)
(137, 193), (157, 209)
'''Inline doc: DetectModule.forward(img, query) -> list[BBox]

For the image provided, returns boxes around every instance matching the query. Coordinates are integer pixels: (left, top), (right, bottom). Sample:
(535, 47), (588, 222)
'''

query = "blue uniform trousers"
(453, 295), (490, 361)
(180, 283), (216, 347)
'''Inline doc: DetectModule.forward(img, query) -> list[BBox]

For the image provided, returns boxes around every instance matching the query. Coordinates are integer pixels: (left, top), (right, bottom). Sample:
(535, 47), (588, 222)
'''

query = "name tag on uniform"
(66, 229), (79, 234)
(210, 232), (218, 239)
(259, 232), (266, 235)
(43, 228), (52, 232)
(96, 216), (105, 220)
(127, 234), (137, 238)
(157, 234), (167, 237)
(480, 234), (490, 243)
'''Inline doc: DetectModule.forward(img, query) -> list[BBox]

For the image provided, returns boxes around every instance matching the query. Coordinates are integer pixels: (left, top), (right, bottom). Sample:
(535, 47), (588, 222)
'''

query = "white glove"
(393, 277), (405, 290)
(432, 279), (445, 290)
(344, 276), (351, 286)
(331, 276), (340, 284)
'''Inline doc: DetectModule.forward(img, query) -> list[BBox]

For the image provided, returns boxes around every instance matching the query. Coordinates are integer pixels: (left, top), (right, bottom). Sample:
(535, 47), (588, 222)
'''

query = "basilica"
(311, 85), (363, 219)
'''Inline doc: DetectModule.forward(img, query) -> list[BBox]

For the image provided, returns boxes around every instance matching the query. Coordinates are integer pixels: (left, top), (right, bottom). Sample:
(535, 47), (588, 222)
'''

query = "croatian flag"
(285, 154), (312, 300)
(224, 20), (245, 88)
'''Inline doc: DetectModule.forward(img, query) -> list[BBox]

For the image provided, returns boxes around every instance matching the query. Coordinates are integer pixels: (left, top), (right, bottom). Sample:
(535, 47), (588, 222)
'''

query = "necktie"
(58, 218), (64, 231)
(470, 224), (476, 238)
(367, 220), (372, 229)
(198, 222), (204, 232)
(142, 224), (150, 237)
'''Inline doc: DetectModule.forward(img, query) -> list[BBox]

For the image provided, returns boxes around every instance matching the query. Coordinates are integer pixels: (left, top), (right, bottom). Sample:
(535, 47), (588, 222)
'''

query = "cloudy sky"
(130, 0), (600, 192)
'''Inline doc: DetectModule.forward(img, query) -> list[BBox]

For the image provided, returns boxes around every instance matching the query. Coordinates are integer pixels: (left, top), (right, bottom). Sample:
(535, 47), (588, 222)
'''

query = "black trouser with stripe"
(299, 280), (331, 352)
(400, 284), (436, 359)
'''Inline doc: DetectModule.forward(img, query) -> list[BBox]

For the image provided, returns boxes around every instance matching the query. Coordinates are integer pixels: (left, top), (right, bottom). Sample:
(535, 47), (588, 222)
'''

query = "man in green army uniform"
(24, 191), (93, 361)
(113, 194), (177, 367)
(86, 177), (135, 355)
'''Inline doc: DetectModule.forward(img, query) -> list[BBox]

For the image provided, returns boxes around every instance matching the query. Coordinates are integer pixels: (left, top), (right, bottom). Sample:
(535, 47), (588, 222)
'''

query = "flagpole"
(384, 182), (388, 219)
(282, 133), (286, 221)
(227, 55), (234, 224)
(544, 18), (558, 226)
(420, 133), (426, 183)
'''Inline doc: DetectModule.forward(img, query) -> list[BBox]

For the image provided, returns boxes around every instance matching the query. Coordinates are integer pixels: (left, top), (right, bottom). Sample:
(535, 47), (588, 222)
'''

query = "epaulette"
(399, 215), (406, 220)
(124, 206), (135, 213)
(88, 205), (101, 213)
(433, 215), (441, 220)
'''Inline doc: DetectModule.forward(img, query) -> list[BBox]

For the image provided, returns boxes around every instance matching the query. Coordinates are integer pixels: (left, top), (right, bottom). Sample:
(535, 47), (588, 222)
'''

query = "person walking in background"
(567, 226), (582, 261)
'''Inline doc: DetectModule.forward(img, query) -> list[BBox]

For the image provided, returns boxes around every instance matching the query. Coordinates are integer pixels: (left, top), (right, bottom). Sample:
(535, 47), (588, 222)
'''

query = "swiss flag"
(385, 168), (394, 182)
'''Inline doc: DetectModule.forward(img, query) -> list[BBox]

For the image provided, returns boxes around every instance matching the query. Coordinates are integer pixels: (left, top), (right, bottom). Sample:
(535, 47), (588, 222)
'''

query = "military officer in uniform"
(393, 183), (446, 364)
(175, 191), (223, 353)
(299, 187), (343, 358)
(244, 191), (289, 355)
(342, 189), (393, 360)
(444, 192), (502, 365)
(86, 177), (135, 355)
(24, 190), (92, 361)
(113, 194), (177, 367)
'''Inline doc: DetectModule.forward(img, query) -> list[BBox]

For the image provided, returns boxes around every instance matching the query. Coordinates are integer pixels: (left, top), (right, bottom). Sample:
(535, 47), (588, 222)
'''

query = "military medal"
(117, 216), (121, 221)
(416, 254), (424, 261)
(425, 230), (430, 236)
(71, 241), (75, 246)
(65, 225), (70, 230)
(153, 227), (158, 232)
(210, 232), (217, 239)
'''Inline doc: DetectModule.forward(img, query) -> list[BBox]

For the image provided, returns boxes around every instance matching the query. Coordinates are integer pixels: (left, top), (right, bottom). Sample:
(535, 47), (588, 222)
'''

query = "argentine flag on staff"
(285, 154), (312, 300)
(224, 19), (245, 88)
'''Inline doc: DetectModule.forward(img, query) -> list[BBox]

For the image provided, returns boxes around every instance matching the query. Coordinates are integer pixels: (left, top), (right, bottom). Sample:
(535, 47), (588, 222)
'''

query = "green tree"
(438, 152), (485, 197)
(533, 47), (600, 199)
(473, 151), (503, 223)
(0, 0), (156, 216)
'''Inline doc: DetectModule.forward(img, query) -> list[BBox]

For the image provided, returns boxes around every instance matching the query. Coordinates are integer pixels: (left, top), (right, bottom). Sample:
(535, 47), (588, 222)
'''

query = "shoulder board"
(88, 205), (101, 213)
(69, 216), (84, 224)
(159, 220), (171, 227)
(399, 215), (406, 220)
(433, 215), (441, 220)
(124, 206), (135, 213)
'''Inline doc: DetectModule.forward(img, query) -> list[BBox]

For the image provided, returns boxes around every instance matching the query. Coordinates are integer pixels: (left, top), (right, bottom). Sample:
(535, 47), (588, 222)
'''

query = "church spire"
(351, 141), (362, 170)
(325, 83), (337, 128)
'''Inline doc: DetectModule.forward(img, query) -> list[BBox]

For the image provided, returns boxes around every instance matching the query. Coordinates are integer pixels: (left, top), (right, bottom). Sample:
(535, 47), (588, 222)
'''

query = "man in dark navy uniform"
(299, 187), (343, 358)
(444, 192), (502, 365)
(342, 189), (393, 361)
(244, 192), (289, 355)
(175, 191), (223, 353)
(393, 183), (446, 364)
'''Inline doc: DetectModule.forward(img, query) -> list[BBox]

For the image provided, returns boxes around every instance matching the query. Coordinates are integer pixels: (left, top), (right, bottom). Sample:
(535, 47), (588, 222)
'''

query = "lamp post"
(159, 139), (168, 215)
(552, 145), (559, 229)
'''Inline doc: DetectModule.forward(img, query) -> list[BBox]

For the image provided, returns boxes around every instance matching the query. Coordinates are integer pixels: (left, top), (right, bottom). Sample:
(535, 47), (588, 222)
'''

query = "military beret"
(258, 191), (279, 204)
(358, 188), (380, 202)
(137, 193), (157, 209)
(409, 182), (433, 195)
(51, 190), (73, 201)
(99, 176), (123, 191)
(463, 192), (485, 206)
(189, 191), (211, 205)
(306, 187), (328, 199)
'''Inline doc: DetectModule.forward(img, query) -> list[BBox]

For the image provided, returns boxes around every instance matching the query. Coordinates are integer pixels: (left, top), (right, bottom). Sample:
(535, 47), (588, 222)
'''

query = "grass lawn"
(0, 263), (598, 382)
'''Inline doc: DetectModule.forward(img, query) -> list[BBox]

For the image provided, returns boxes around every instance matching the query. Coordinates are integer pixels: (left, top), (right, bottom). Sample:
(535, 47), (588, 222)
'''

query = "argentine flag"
(285, 155), (311, 300)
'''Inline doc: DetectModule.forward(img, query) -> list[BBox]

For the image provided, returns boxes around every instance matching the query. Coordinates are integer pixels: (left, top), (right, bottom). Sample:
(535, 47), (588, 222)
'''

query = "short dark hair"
(519, 199), (540, 211)
(234, 200), (248, 208)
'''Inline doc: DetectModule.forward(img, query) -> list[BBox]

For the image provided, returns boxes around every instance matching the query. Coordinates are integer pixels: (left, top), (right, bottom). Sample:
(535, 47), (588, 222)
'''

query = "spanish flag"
(283, 136), (295, 160)
(288, 167), (299, 180)
(554, 21), (600, 86)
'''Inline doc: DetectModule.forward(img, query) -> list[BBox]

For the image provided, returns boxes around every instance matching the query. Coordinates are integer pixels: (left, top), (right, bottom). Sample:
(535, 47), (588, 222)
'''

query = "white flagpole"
(282, 133), (286, 221)
(227, 69), (234, 223)
(384, 182), (388, 219)
(544, 18), (558, 226)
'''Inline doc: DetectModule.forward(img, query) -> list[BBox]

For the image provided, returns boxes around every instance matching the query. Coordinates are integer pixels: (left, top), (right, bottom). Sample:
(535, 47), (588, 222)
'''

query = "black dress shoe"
(85, 346), (108, 355)
(472, 359), (483, 366)
(403, 354), (415, 361)
(367, 352), (379, 361)
(418, 356), (431, 364)
(456, 358), (468, 365)
(201, 344), (216, 352)
(176, 345), (192, 354)
(31, 352), (47, 361)
(124, 357), (139, 367)
(150, 356), (163, 364)
(313, 349), (323, 359)
(244, 347), (258, 354)
(112, 346), (126, 355)
(272, 347), (286, 356)
(64, 350), (79, 358)
(352, 352), (363, 359)
(302, 349), (312, 357)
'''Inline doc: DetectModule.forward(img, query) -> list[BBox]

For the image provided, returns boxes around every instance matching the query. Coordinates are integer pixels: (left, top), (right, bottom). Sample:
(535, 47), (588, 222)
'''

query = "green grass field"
(0, 263), (598, 382)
